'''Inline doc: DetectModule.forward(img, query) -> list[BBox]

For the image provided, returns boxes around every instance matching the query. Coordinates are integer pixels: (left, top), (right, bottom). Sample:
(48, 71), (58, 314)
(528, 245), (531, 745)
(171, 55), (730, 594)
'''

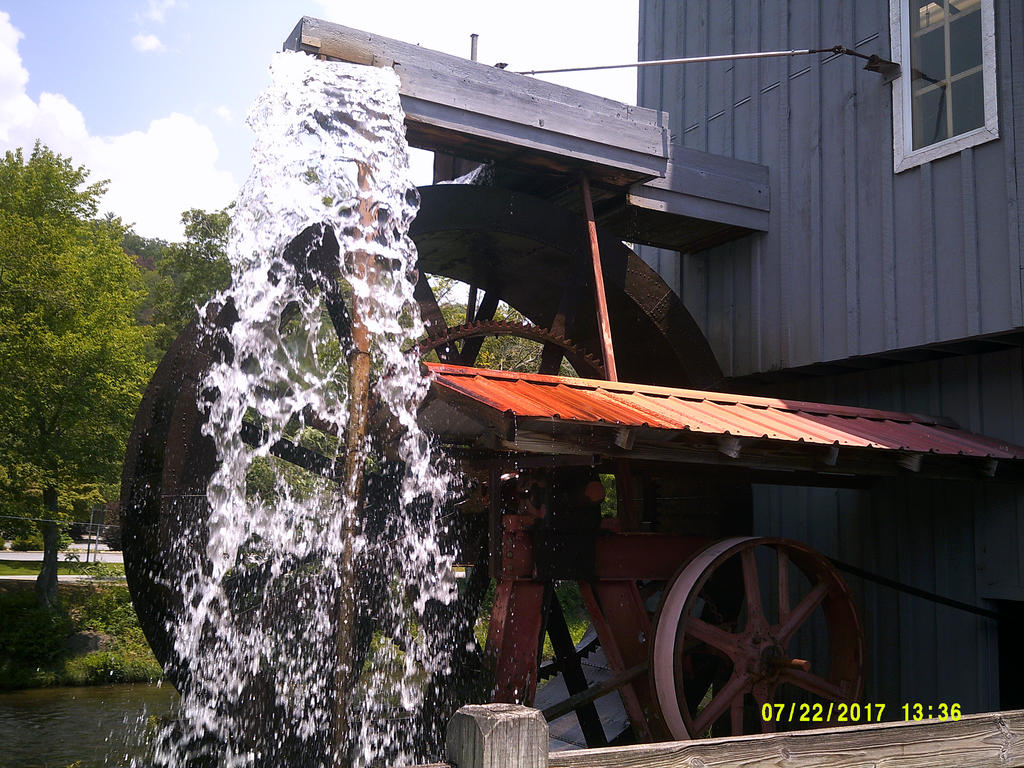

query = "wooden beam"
(547, 708), (1024, 768)
(581, 174), (618, 382)
(284, 18), (773, 251)
(625, 144), (770, 235)
(284, 17), (669, 186)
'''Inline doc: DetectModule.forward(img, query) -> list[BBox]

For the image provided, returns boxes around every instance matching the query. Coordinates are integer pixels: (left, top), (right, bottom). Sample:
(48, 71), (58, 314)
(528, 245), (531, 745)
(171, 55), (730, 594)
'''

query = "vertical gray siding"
(637, 0), (1024, 377)
(746, 346), (1024, 712)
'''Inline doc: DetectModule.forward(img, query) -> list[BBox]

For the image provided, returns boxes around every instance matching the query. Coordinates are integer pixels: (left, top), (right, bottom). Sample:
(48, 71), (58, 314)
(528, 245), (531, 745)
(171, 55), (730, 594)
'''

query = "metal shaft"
(516, 45), (848, 75)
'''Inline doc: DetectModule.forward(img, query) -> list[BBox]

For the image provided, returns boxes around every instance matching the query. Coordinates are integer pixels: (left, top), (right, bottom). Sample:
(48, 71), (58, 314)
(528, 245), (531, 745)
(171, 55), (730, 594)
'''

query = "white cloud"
(0, 11), (236, 241)
(142, 0), (177, 24)
(131, 33), (165, 53)
(213, 105), (232, 121)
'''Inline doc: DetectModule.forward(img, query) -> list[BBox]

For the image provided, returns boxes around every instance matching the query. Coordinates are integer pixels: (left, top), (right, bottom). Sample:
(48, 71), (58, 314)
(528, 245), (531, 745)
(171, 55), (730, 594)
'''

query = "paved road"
(0, 574), (122, 582)
(2, 543), (123, 564)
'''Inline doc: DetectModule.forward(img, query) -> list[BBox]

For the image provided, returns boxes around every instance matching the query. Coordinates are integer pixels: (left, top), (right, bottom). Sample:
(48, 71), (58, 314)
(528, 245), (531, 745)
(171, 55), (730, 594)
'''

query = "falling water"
(147, 51), (461, 767)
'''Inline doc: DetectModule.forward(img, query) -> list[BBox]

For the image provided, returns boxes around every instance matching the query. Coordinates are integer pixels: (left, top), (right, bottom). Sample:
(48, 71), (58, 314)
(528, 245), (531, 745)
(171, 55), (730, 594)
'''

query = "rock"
(64, 631), (111, 655)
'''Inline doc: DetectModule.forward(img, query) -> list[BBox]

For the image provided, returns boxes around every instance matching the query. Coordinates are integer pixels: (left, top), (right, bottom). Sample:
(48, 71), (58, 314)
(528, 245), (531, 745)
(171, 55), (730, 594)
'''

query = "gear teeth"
(417, 320), (606, 379)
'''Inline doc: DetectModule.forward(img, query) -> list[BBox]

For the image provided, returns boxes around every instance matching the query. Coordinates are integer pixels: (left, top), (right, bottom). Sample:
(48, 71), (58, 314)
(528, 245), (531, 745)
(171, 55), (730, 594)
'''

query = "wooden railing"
(415, 704), (1024, 768)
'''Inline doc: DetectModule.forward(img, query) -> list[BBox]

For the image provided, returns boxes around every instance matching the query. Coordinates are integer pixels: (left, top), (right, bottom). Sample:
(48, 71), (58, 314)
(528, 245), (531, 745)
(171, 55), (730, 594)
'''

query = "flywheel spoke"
(692, 671), (751, 735)
(740, 548), (765, 631)
(780, 668), (846, 701)
(752, 684), (777, 733)
(776, 581), (829, 645)
(685, 616), (742, 659)
(777, 548), (790, 624)
(730, 696), (745, 736)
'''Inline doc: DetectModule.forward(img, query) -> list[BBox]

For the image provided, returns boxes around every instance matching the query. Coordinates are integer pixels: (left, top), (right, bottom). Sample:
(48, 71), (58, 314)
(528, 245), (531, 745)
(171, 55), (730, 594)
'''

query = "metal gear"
(418, 320), (606, 379)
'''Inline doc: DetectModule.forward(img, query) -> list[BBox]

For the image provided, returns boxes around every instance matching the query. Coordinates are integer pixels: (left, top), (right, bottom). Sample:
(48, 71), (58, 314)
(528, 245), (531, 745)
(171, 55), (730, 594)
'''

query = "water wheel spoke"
(465, 284), (478, 324)
(781, 669), (846, 702)
(239, 421), (338, 480)
(538, 342), (565, 374)
(740, 548), (765, 630)
(777, 549), (790, 624)
(324, 291), (353, 349)
(776, 581), (829, 645)
(414, 274), (460, 364)
(457, 290), (499, 366)
(685, 616), (742, 659)
(692, 671), (751, 735)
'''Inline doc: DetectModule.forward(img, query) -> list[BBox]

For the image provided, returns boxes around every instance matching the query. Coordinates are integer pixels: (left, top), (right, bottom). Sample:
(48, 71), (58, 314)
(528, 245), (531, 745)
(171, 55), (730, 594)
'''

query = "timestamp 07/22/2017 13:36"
(761, 702), (964, 724)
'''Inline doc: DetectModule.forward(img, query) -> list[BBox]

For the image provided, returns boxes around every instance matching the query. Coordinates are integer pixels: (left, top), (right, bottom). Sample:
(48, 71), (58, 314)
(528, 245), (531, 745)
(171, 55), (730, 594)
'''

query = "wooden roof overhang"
(283, 17), (769, 253)
(420, 364), (1024, 484)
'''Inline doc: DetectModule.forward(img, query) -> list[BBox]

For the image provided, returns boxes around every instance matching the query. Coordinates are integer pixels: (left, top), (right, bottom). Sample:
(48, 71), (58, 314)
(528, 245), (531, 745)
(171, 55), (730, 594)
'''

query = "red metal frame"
(484, 508), (709, 739)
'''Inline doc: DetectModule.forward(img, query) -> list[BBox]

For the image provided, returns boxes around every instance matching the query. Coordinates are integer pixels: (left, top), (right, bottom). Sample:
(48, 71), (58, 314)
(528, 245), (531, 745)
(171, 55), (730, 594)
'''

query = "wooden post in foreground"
(446, 704), (548, 768)
(333, 162), (378, 763)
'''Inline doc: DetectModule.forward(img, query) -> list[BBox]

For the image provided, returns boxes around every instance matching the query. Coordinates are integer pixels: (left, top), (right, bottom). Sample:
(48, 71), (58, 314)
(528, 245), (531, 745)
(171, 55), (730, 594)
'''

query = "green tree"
(0, 143), (153, 606)
(141, 207), (231, 355)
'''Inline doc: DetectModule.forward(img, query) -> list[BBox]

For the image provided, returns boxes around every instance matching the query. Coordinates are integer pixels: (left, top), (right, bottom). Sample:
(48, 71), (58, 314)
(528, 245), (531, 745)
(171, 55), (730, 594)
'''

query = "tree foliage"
(128, 207), (232, 358)
(0, 144), (153, 588)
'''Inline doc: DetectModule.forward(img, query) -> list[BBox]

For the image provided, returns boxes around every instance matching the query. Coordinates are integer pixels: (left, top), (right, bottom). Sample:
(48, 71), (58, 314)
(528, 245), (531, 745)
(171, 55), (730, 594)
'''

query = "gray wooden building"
(636, 0), (1024, 714)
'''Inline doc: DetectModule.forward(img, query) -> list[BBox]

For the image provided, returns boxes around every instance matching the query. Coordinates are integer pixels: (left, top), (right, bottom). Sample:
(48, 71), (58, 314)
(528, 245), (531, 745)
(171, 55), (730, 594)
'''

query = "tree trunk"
(35, 486), (60, 608)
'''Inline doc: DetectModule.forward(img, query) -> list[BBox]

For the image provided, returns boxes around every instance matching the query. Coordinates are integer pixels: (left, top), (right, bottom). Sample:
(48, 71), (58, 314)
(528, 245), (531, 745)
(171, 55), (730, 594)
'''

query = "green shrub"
(0, 590), (72, 665)
(62, 649), (162, 685)
(0, 584), (163, 690)
(81, 561), (125, 580)
(10, 532), (44, 551)
(77, 587), (144, 637)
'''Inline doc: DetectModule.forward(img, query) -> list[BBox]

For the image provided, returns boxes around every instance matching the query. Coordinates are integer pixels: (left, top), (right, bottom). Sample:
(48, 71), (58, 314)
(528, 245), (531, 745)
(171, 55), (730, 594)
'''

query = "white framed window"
(889, 0), (998, 172)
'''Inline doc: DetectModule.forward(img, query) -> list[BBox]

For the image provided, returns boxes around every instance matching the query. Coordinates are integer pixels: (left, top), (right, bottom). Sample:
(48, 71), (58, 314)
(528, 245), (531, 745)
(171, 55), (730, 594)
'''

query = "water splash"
(149, 51), (460, 768)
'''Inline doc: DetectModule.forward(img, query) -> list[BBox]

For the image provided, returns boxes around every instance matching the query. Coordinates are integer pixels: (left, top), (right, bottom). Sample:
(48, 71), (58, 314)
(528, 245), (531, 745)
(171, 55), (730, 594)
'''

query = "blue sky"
(0, 1), (639, 240)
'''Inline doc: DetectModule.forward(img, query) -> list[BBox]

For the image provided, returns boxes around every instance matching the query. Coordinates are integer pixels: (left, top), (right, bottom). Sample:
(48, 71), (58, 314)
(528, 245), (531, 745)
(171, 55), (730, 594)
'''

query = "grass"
(0, 581), (162, 690)
(473, 579), (591, 661)
(0, 559), (125, 578)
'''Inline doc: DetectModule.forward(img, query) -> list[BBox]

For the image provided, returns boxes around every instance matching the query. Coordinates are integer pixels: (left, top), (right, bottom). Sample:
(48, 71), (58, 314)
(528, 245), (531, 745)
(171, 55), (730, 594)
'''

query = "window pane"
(913, 27), (946, 87)
(951, 71), (985, 135)
(914, 0), (946, 31)
(949, 0), (981, 14)
(913, 86), (948, 148)
(950, 10), (982, 74)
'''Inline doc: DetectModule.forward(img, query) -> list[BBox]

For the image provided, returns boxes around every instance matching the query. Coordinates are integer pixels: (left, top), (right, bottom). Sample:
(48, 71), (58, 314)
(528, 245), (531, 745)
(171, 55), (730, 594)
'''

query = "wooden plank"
(284, 17), (669, 184)
(547, 709), (1024, 768)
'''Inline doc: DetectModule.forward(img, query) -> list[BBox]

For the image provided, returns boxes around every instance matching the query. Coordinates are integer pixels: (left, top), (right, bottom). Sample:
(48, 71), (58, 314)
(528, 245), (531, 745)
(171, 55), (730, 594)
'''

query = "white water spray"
(148, 51), (460, 768)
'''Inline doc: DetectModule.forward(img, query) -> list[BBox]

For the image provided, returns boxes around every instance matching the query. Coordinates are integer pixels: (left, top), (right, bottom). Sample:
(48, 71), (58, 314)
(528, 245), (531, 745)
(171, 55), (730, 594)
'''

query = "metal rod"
(829, 558), (1000, 621)
(580, 174), (617, 382)
(470, 33), (478, 62)
(516, 45), (866, 75)
(541, 661), (648, 723)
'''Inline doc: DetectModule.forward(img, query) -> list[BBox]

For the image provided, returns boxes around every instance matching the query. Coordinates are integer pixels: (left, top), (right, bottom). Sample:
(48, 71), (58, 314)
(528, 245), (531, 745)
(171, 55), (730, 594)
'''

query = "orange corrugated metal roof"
(424, 363), (1024, 461)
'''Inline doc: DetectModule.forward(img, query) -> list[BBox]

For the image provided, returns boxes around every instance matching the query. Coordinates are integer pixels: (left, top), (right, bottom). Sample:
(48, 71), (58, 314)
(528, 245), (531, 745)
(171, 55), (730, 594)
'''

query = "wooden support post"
(580, 174), (618, 382)
(332, 162), (377, 761)
(446, 704), (548, 768)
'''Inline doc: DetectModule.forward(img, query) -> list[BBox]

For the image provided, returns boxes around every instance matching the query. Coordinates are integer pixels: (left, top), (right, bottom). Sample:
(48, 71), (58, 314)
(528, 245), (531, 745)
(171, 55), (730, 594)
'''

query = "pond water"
(0, 684), (179, 768)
